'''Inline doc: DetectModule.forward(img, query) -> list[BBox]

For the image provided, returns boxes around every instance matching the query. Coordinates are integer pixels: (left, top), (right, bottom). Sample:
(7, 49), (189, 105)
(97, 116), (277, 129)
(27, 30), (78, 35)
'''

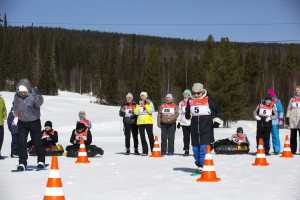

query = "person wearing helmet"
(230, 127), (249, 144)
(185, 83), (222, 172)
(13, 79), (45, 171)
(253, 96), (277, 155)
(157, 93), (179, 155)
(78, 111), (92, 130)
(177, 89), (192, 156)
(134, 91), (155, 155)
(119, 92), (139, 155)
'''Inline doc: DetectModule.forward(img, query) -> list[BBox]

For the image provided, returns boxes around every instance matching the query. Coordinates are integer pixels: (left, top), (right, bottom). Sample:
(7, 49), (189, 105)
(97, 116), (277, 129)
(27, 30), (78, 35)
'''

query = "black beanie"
(44, 121), (52, 128)
(76, 122), (86, 131)
(237, 127), (243, 133)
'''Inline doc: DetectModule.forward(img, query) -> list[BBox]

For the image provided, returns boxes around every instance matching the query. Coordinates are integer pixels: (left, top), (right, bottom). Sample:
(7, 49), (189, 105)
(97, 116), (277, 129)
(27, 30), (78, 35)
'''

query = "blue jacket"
(272, 97), (284, 126)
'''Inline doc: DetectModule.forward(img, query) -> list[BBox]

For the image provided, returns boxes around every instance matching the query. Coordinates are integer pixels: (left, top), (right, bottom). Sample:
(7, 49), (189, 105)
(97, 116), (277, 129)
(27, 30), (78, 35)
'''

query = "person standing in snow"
(253, 96), (277, 155)
(286, 85), (300, 154)
(177, 89), (192, 156)
(267, 88), (284, 154)
(134, 91), (155, 156)
(0, 94), (7, 159)
(7, 105), (18, 157)
(13, 79), (45, 171)
(157, 93), (178, 156)
(119, 93), (139, 155)
(185, 83), (222, 171)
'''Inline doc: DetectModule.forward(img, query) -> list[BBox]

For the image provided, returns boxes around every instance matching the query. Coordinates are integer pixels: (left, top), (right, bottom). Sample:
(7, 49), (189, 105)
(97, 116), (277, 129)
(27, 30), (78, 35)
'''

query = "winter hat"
(76, 122), (86, 131)
(79, 111), (86, 120)
(44, 121), (53, 128)
(126, 92), (133, 99)
(140, 91), (148, 98)
(192, 83), (205, 93)
(237, 127), (243, 133)
(165, 93), (173, 99)
(18, 85), (28, 93)
(182, 89), (192, 98)
(267, 88), (276, 97)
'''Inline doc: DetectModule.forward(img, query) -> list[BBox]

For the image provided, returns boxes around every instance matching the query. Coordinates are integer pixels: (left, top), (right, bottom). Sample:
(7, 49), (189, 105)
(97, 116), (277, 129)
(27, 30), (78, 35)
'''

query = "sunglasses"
(193, 92), (202, 95)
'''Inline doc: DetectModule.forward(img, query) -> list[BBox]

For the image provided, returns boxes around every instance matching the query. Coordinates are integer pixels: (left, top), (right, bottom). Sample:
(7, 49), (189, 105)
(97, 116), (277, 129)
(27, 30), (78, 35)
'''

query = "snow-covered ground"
(0, 91), (299, 200)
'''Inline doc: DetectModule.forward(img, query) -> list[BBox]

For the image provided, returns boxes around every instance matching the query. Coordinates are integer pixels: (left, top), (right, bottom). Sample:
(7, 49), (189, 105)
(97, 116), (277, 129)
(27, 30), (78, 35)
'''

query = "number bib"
(258, 104), (272, 117)
(139, 106), (148, 115)
(160, 103), (176, 115)
(190, 97), (211, 116)
(124, 105), (135, 117)
(291, 98), (300, 109)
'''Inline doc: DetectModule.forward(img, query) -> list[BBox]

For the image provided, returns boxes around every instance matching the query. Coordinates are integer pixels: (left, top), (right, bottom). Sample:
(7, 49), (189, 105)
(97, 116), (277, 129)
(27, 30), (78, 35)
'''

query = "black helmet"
(237, 127), (243, 133)
(44, 121), (52, 128)
(76, 122), (86, 131)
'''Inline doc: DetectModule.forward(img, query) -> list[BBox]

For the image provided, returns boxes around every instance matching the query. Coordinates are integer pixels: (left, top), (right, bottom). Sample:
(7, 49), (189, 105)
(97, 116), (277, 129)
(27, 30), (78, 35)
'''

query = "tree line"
(0, 23), (299, 121)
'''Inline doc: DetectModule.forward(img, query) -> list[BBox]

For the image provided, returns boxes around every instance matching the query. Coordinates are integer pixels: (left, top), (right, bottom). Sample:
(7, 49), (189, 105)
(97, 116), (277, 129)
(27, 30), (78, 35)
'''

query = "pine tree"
(142, 45), (162, 108)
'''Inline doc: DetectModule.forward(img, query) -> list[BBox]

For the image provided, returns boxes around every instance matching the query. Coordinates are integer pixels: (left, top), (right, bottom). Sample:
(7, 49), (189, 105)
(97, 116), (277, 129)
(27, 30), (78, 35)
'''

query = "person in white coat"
(177, 89), (192, 156)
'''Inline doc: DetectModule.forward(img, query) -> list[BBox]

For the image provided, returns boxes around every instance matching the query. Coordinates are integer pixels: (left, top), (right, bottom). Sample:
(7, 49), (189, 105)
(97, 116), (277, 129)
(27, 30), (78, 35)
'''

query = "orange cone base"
(252, 161), (269, 166)
(44, 196), (65, 200)
(280, 152), (293, 158)
(150, 152), (162, 157)
(196, 172), (221, 182)
(75, 158), (90, 163)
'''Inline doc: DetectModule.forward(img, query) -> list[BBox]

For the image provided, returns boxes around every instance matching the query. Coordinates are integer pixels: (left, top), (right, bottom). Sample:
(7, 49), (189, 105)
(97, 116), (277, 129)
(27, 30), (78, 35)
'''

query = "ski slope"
(0, 91), (299, 200)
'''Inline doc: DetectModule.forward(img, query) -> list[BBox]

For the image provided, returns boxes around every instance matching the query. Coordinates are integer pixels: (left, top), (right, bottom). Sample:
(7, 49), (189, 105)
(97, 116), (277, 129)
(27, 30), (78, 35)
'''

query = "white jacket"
(178, 99), (191, 126)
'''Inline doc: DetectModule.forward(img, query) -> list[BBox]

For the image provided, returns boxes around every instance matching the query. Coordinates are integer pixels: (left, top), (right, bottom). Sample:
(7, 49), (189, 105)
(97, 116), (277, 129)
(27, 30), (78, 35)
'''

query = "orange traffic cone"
(281, 135), (293, 158)
(43, 156), (65, 200)
(252, 138), (269, 166)
(196, 145), (221, 182)
(75, 139), (90, 163)
(151, 136), (162, 157)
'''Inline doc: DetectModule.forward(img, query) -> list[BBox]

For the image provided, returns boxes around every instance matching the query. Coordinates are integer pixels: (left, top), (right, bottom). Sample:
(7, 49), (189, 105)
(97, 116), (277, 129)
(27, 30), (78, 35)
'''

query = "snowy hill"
(0, 91), (299, 200)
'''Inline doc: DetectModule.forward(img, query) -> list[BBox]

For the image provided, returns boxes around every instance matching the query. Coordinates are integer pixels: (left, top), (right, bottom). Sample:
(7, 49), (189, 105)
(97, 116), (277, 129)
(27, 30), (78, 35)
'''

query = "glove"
(265, 116), (271, 122)
(286, 118), (290, 126)
(177, 122), (181, 129)
(213, 117), (223, 128)
(13, 117), (18, 126)
(255, 116), (261, 121)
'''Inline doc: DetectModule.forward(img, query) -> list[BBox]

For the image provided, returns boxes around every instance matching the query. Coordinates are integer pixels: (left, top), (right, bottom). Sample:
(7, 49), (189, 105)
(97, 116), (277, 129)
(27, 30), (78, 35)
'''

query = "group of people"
(119, 83), (224, 170)
(0, 79), (103, 171)
(0, 78), (300, 172)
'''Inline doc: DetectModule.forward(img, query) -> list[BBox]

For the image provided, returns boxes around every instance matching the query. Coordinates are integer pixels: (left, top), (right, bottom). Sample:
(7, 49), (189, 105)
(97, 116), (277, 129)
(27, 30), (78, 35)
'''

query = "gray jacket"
(286, 96), (300, 129)
(13, 79), (44, 122)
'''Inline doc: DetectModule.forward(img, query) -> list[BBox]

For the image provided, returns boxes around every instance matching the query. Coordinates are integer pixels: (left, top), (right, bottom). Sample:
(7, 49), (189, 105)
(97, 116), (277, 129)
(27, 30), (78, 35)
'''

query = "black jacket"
(70, 128), (92, 146)
(119, 102), (137, 125)
(41, 129), (58, 144)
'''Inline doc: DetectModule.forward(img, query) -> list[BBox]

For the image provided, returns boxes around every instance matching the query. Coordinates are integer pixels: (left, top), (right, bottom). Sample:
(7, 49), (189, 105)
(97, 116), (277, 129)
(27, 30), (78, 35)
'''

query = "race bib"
(258, 107), (272, 117)
(125, 108), (133, 117)
(162, 107), (175, 114)
(139, 106), (147, 115)
(191, 105), (211, 116)
(291, 98), (300, 109)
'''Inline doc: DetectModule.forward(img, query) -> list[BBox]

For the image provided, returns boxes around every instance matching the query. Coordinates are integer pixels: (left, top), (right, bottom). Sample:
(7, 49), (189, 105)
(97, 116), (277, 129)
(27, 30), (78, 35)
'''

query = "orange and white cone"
(75, 139), (90, 163)
(196, 145), (221, 182)
(252, 138), (269, 166)
(281, 135), (293, 158)
(43, 156), (65, 200)
(151, 136), (161, 157)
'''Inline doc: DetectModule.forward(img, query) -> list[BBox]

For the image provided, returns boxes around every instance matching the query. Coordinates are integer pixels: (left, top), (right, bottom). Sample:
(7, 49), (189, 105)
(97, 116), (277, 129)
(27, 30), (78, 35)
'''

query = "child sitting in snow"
(78, 111), (92, 130)
(28, 121), (64, 156)
(230, 127), (249, 144)
(213, 127), (250, 154)
(66, 121), (104, 157)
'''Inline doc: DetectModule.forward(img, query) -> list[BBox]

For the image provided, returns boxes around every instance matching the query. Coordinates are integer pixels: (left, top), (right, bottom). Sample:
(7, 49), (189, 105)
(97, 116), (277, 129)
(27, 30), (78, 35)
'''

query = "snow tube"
(65, 145), (104, 157)
(213, 139), (249, 154)
(28, 144), (64, 156)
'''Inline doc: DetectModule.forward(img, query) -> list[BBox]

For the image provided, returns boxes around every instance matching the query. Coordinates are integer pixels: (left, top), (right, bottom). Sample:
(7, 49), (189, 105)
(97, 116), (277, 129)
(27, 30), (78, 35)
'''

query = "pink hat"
(267, 88), (276, 97)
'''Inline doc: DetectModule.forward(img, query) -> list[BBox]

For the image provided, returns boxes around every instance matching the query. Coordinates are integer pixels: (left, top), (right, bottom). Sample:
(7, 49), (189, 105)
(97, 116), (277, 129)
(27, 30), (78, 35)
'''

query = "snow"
(0, 91), (299, 200)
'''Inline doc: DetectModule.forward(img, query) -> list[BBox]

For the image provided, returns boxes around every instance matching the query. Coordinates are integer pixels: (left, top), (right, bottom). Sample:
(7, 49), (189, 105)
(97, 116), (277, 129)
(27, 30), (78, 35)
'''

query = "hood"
(16, 79), (32, 93)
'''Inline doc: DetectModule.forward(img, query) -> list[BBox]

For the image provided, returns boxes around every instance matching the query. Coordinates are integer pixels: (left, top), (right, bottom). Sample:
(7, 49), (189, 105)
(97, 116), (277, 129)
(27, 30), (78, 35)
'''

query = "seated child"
(78, 111), (92, 129)
(213, 127), (250, 154)
(28, 121), (64, 156)
(66, 122), (104, 157)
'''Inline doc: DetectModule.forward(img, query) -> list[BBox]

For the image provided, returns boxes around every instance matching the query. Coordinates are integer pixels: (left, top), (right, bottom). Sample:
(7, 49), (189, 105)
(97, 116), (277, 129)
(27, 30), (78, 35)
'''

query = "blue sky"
(1, 0), (300, 42)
